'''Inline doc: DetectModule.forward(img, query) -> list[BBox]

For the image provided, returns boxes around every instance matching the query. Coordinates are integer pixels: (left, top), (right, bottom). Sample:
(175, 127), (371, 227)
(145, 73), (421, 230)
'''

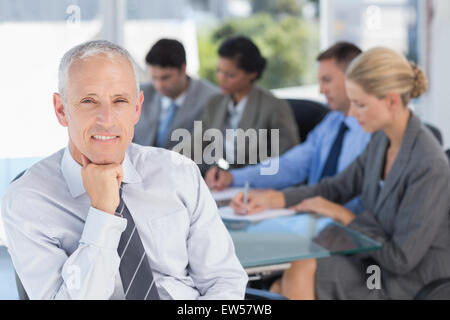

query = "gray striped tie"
(116, 184), (160, 300)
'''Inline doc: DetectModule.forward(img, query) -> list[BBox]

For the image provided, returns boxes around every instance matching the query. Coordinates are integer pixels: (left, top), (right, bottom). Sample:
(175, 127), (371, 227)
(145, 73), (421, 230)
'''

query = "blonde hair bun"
(346, 47), (429, 105)
(409, 62), (428, 98)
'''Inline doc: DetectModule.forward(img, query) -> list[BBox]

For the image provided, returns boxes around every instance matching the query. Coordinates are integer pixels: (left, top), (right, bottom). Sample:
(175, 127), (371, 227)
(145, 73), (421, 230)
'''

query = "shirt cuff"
(80, 207), (127, 250)
(230, 169), (245, 187)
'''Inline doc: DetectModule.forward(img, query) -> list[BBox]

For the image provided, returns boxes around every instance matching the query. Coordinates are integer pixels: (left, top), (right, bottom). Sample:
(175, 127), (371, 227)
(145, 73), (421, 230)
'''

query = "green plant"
(197, 13), (319, 89)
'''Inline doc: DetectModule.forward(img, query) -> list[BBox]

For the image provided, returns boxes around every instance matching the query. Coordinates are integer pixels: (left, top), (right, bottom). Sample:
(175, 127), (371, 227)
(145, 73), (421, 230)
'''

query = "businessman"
(206, 42), (371, 214)
(133, 38), (219, 149)
(1, 40), (247, 300)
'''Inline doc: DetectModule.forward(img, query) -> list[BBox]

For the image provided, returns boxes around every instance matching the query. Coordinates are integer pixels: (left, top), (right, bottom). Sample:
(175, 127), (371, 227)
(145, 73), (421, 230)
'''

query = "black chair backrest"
(424, 123), (443, 146)
(285, 99), (329, 142)
(11, 170), (26, 183)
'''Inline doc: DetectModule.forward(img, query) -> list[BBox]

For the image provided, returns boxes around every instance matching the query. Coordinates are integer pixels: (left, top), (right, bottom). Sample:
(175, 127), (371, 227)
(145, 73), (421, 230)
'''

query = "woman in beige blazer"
(232, 47), (450, 299)
(200, 36), (299, 177)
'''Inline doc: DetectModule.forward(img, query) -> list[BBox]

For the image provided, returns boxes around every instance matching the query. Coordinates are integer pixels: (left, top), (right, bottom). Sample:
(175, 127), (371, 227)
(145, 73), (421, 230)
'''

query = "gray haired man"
(2, 40), (247, 300)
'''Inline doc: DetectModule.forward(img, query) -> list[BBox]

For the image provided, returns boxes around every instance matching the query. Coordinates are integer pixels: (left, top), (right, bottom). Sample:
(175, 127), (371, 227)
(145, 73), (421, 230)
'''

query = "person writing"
(206, 42), (370, 214)
(232, 47), (450, 299)
(199, 36), (299, 175)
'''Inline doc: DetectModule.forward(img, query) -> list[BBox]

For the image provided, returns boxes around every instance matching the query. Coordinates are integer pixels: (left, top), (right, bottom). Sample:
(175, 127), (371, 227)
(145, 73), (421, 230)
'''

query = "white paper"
(218, 206), (296, 222)
(211, 187), (244, 201)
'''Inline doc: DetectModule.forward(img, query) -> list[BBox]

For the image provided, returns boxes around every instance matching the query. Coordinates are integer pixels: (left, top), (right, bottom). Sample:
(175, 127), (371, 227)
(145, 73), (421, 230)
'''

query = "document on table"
(212, 187), (243, 201)
(218, 206), (296, 222)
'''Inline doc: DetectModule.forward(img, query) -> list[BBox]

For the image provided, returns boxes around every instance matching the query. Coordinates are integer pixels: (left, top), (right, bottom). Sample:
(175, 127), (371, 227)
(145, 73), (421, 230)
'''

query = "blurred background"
(0, 0), (449, 259)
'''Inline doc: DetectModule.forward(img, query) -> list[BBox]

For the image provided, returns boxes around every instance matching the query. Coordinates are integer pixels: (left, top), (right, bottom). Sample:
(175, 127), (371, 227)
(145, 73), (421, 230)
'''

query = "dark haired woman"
(202, 36), (300, 184)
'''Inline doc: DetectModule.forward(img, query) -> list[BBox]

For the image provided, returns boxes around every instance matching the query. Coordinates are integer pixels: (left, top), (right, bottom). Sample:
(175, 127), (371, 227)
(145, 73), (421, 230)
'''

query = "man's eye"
(81, 99), (94, 104)
(115, 99), (128, 103)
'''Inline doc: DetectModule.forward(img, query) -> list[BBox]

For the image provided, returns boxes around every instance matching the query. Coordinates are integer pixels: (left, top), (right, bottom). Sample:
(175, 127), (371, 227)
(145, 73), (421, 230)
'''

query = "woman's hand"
(289, 196), (356, 226)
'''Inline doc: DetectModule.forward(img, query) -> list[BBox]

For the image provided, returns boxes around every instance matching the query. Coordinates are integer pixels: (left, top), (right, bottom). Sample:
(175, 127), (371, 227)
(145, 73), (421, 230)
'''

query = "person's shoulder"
(2, 149), (66, 217)
(192, 77), (220, 94)
(252, 86), (290, 112)
(322, 110), (343, 124)
(204, 92), (226, 110)
(10, 148), (64, 188)
(412, 123), (449, 170)
(128, 143), (198, 175)
(307, 110), (342, 133)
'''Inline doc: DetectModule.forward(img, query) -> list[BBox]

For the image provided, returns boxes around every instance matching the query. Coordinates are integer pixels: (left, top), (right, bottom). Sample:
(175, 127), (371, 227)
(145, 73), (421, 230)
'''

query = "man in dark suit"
(133, 39), (219, 149)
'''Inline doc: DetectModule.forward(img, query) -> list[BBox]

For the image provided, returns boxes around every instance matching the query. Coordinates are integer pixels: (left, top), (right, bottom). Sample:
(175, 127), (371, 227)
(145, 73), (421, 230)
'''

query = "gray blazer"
(133, 77), (219, 149)
(199, 85), (299, 170)
(283, 113), (450, 299)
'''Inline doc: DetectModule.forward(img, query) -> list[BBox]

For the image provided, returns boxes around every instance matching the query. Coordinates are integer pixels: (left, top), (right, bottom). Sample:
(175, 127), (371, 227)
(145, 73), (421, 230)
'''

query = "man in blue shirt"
(205, 42), (371, 214)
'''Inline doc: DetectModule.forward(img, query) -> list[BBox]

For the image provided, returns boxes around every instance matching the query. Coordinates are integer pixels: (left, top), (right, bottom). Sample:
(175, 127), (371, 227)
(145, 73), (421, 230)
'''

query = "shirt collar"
(343, 114), (362, 131)
(227, 95), (248, 115)
(61, 146), (142, 198)
(160, 89), (187, 110)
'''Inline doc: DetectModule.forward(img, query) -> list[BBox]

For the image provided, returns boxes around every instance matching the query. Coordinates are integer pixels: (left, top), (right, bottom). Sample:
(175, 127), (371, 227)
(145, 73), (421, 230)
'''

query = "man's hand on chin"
(80, 153), (123, 215)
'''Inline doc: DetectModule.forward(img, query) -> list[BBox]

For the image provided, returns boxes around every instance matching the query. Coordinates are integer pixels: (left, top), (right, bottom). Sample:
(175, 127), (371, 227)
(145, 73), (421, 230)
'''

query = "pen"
(243, 181), (249, 215)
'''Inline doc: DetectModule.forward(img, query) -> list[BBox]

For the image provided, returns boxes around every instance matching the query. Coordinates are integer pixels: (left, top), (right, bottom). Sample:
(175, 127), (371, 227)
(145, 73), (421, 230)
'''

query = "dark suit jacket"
(283, 112), (450, 299)
(133, 77), (219, 149)
(198, 85), (300, 171)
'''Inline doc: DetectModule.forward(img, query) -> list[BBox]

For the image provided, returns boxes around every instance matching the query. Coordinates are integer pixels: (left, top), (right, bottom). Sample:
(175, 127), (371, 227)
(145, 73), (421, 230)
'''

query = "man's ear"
(53, 93), (69, 127)
(248, 71), (258, 83)
(180, 63), (187, 75)
(134, 91), (144, 125)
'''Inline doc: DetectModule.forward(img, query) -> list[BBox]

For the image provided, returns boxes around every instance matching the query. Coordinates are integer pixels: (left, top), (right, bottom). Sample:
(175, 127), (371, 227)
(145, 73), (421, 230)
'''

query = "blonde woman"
(231, 47), (450, 299)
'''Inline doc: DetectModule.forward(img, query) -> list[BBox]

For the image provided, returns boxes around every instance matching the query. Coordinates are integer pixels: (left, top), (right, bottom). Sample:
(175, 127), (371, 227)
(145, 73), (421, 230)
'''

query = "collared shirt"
(231, 111), (371, 213)
(1, 144), (247, 300)
(225, 96), (248, 163)
(159, 90), (187, 122)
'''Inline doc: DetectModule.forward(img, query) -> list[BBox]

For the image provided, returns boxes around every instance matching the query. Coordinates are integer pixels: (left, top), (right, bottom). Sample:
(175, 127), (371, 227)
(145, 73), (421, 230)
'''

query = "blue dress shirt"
(231, 111), (371, 213)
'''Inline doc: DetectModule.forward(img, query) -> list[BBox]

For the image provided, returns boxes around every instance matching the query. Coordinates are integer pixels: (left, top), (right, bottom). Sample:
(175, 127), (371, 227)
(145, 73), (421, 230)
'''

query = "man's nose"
(96, 103), (114, 125)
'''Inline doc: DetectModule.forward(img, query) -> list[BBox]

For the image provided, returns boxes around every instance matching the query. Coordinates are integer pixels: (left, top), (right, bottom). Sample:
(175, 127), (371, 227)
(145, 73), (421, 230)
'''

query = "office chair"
(285, 99), (329, 142)
(424, 123), (443, 146)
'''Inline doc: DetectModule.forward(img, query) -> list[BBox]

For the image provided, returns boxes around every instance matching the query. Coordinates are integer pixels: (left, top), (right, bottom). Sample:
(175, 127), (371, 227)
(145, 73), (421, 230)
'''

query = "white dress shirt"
(1, 143), (247, 300)
(159, 90), (187, 122)
(225, 96), (248, 163)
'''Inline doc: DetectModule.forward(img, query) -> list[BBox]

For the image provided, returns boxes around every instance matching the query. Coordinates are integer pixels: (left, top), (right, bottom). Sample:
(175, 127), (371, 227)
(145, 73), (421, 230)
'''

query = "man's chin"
(89, 153), (124, 165)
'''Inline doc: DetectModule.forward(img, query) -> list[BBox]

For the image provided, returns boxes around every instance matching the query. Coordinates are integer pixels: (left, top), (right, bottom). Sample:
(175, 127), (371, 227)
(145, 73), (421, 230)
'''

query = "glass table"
(224, 213), (381, 275)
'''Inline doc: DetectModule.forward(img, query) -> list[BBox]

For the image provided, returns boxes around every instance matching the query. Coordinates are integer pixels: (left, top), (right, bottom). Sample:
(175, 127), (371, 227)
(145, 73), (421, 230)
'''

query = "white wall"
(425, 0), (450, 150)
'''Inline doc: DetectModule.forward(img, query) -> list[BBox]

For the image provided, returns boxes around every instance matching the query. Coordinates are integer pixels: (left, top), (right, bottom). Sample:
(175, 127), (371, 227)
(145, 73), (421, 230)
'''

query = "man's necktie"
(156, 101), (178, 147)
(320, 121), (348, 179)
(116, 184), (160, 300)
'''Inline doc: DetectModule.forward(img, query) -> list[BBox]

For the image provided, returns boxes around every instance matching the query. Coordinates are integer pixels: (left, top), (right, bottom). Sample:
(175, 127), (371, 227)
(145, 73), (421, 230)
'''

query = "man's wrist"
(91, 202), (116, 215)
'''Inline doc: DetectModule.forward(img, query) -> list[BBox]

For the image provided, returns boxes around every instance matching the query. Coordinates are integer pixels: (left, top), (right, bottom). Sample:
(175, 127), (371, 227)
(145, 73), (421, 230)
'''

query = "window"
(0, 0), (101, 241)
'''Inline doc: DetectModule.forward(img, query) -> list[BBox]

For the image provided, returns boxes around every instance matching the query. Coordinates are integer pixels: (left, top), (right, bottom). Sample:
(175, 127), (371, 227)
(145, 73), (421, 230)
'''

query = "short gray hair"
(58, 40), (140, 102)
